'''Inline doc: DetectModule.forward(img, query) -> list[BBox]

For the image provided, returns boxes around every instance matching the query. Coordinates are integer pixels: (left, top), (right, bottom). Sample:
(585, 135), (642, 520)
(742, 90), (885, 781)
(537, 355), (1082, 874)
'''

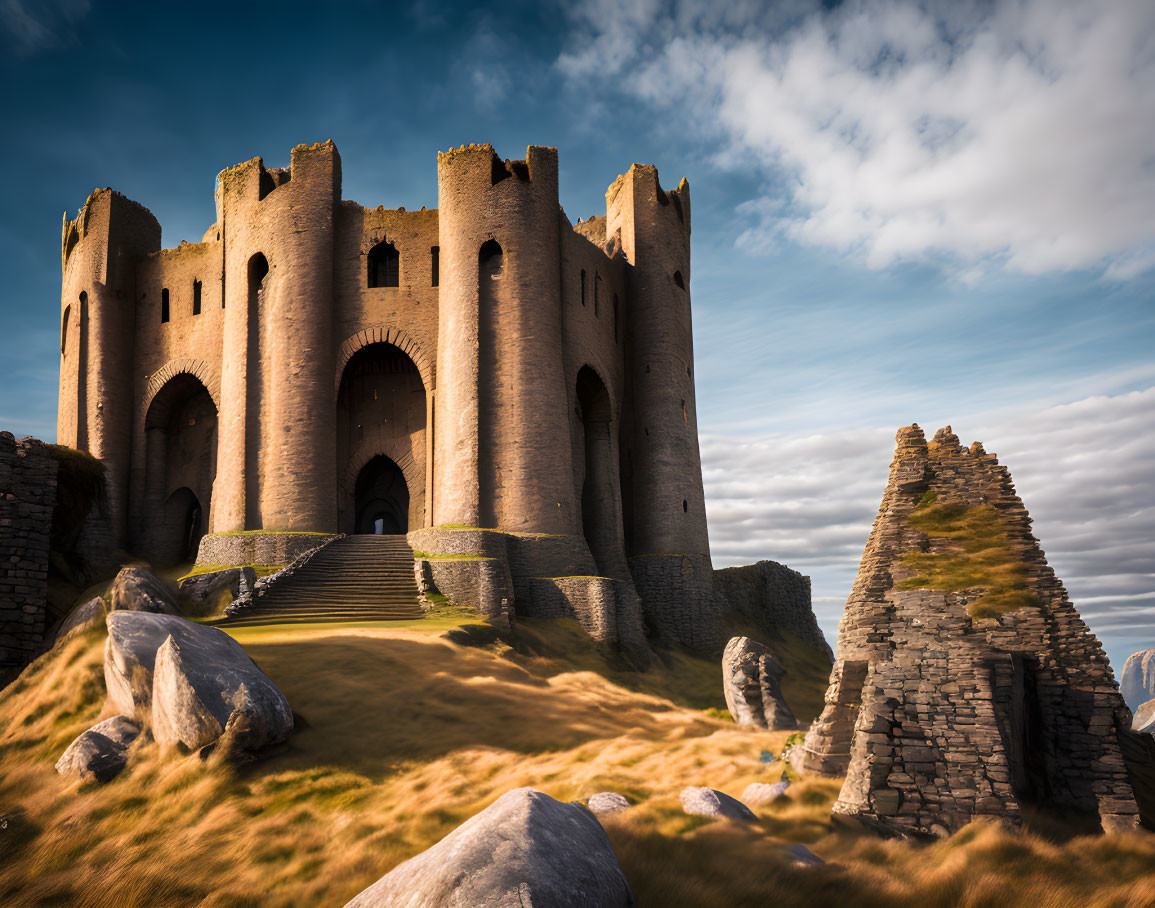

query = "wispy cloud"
(0, 0), (89, 57)
(557, 0), (1155, 279)
(702, 386), (1155, 672)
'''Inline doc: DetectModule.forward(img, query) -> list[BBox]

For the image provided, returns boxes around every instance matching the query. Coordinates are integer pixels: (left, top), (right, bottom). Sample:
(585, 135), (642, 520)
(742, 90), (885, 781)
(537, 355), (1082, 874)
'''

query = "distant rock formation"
(792, 425), (1150, 836)
(1122, 650), (1155, 712)
(722, 636), (797, 730)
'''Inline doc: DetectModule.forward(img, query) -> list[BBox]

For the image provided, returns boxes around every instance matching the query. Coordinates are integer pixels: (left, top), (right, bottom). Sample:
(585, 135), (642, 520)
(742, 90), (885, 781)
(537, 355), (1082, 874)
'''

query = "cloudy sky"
(1, 0), (1151, 671)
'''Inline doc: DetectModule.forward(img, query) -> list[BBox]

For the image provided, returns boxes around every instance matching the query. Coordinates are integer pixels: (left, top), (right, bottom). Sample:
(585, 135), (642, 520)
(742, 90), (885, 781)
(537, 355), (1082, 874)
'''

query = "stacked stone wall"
(794, 425), (1148, 836)
(0, 434), (58, 687)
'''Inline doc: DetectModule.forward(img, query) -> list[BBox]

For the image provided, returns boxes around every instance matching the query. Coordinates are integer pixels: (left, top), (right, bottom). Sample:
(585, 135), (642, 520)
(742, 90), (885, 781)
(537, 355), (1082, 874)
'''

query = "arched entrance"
(143, 373), (217, 563)
(354, 455), (409, 534)
(337, 341), (426, 533)
(576, 365), (626, 577)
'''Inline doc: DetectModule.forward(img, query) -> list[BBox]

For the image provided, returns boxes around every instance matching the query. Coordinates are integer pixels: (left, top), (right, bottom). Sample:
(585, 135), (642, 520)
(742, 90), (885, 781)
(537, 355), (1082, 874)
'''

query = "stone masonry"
(0, 433), (58, 687)
(58, 141), (719, 654)
(792, 425), (1149, 836)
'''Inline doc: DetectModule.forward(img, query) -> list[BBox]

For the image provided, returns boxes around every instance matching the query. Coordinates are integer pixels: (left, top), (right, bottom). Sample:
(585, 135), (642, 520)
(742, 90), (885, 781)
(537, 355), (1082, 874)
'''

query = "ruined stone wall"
(713, 560), (831, 657)
(0, 434), (58, 687)
(794, 425), (1146, 835)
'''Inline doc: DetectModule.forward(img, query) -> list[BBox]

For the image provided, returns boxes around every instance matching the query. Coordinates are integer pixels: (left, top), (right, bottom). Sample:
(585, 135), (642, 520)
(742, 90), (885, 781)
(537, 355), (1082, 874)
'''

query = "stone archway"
(337, 341), (427, 533)
(354, 456), (409, 534)
(142, 373), (217, 563)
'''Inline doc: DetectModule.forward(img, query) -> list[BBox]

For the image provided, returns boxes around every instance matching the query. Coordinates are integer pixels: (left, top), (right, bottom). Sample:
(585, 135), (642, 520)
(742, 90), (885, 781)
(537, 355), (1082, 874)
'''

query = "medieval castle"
(54, 141), (735, 651)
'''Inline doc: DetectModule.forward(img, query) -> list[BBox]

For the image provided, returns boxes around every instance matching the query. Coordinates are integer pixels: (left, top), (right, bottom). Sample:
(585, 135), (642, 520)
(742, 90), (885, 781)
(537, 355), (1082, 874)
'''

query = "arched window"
(61, 304), (71, 355)
(580, 269), (586, 306)
(161, 288), (170, 323)
(673, 271), (685, 290)
(192, 279), (202, 315)
(431, 246), (440, 287)
(368, 240), (399, 288)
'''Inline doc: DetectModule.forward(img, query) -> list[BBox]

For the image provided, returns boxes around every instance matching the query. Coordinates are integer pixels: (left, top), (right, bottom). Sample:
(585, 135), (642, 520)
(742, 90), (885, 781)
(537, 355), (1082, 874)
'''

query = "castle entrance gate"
(337, 341), (426, 533)
(142, 373), (217, 563)
(353, 455), (409, 534)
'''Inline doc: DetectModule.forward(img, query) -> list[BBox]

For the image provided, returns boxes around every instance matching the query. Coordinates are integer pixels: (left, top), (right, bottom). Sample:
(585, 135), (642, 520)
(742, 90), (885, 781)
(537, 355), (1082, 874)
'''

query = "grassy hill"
(2, 617), (1155, 907)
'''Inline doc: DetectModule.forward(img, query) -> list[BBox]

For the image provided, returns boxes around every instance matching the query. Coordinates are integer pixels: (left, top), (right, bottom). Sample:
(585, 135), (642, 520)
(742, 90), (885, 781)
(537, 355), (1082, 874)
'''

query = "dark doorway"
(354, 455), (409, 534)
(577, 365), (623, 576)
(163, 487), (204, 562)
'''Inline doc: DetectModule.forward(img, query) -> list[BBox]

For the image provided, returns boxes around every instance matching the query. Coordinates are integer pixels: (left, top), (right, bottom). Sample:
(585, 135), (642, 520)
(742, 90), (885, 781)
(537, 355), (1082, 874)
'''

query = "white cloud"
(702, 386), (1155, 671)
(557, 0), (1155, 278)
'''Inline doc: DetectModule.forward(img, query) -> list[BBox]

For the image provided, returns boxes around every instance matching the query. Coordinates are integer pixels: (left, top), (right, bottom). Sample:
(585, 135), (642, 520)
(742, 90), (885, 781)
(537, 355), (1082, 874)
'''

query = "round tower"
(214, 142), (340, 532)
(59, 189), (161, 546)
(434, 144), (577, 533)
(607, 165), (709, 560)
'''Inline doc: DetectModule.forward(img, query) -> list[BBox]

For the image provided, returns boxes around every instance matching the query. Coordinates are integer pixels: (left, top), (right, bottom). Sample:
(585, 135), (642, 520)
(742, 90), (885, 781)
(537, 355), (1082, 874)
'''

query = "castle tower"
(606, 165), (719, 648)
(214, 142), (341, 532)
(59, 190), (161, 545)
(434, 145), (577, 533)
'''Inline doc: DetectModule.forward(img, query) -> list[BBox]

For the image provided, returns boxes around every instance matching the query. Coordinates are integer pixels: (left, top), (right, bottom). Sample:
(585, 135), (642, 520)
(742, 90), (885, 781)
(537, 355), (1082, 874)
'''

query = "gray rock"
(742, 780), (790, 805)
(587, 792), (631, 815)
(680, 786), (757, 822)
(177, 567), (257, 608)
(722, 636), (797, 730)
(109, 567), (180, 616)
(55, 715), (141, 783)
(1122, 651), (1155, 711)
(781, 843), (824, 866)
(54, 597), (105, 644)
(105, 611), (293, 757)
(1133, 699), (1155, 735)
(151, 627), (293, 755)
(343, 788), (634, 907)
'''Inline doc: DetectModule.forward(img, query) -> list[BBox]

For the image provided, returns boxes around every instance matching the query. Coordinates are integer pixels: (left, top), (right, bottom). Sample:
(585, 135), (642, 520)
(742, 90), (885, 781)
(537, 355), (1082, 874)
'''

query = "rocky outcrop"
(55, 715), (141, 782)
(793, 426), (1149, 837)
(586, 792), (631, 815)
(343, 788), (634, 907)
(1134, 700), (1155, 736)
(177, 567), (256, 609)
(722, 636), (797, 730)
(679, 787), (756, 822)
(742, 780), (790, 805)
(1122, 651), (1155, 712)
(109, 567), (180, 615)
(105, 611), (292, 757)
(53, 597), (105, 644)
(713, 560), (832, 659)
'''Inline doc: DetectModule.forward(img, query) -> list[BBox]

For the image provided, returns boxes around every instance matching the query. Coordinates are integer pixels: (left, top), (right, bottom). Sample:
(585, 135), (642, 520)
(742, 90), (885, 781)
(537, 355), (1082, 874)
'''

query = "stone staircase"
(225, 535), (424, 626)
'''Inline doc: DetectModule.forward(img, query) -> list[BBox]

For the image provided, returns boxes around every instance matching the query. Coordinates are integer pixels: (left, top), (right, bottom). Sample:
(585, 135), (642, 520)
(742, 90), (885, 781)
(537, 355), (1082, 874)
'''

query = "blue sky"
(1, 0), (1152, 673)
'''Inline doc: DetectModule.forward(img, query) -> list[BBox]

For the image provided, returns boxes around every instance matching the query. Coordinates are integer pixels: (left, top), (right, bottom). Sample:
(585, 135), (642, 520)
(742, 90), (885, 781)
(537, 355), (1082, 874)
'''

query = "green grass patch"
(413, 553), (493, 561)
(897, 492), (1040, 619)
(177, 564), (281, 582)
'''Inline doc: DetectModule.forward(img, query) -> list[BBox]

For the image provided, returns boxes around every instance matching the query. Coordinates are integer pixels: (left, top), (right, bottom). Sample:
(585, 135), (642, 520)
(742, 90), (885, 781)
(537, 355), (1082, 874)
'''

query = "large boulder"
(151, 630), (293, 755)
(109, 567), (180, 615)
(680, 786), (757, 822)
(53, 597), (105, 644)
(343, 788), (634, 907)
(105, 611), (292, 756)
(722, 636), (798, 730)
(1122, 651), (1155, 711)
(1133, 699), (1155, 735)
(55, 715), (141, 783)
(177, 567), (256, 609)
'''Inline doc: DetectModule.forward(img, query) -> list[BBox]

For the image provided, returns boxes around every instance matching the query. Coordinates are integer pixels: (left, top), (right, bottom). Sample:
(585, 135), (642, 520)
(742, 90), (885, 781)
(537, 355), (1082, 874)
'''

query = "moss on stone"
(897, 494), (1040, 619)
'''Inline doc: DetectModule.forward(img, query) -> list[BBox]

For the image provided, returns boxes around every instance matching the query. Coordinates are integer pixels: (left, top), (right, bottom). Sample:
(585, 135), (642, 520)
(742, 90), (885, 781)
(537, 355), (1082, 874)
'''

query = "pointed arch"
(334, 325), (434, 396)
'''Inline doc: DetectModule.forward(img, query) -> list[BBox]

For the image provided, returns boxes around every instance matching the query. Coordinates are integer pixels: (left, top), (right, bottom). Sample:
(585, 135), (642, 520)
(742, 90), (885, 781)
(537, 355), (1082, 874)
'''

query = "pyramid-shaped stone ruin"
(792, 425), (1154, 836)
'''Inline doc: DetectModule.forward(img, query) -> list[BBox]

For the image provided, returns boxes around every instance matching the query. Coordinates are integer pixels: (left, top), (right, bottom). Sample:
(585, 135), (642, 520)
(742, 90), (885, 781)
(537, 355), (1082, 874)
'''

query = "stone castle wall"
(0, 433), (58, 686)
(793, 425), (1149, 836)
(57, 141), (721, 652)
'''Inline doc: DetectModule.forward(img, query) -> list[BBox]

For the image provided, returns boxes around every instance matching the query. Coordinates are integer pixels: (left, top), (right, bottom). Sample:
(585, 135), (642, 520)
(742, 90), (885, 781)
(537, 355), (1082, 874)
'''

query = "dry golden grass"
(2, 619), (1154, 907)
